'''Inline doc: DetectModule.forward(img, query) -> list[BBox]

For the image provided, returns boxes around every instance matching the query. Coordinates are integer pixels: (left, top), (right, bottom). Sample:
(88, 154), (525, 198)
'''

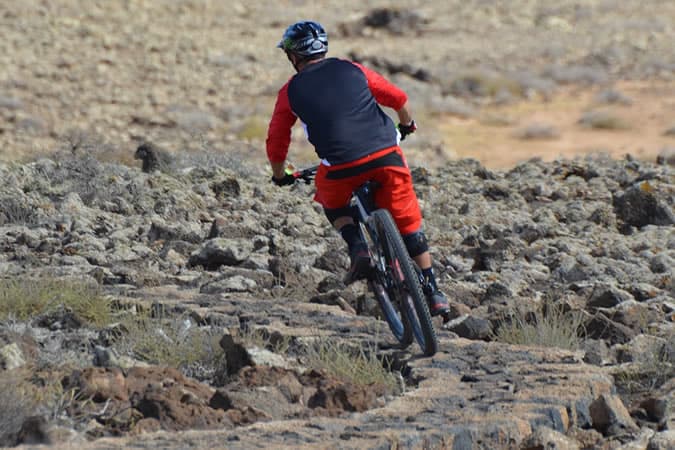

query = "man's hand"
(271, 173), (296, 186)
(398, 120), (417, 141)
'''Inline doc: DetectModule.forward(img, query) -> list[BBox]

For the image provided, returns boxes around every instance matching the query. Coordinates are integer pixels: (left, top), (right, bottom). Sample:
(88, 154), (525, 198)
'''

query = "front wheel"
(367, 279), (413, 347)
(368, 209), (438, 356)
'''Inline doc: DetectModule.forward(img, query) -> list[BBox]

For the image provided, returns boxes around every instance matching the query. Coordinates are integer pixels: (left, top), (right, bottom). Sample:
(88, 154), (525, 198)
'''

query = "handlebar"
(290, 165), (318, 184)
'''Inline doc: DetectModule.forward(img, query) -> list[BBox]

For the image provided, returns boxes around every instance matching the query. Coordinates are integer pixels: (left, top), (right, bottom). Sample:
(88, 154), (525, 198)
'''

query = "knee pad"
(402, 231), (429, 258)
(323, 206), (355, 224)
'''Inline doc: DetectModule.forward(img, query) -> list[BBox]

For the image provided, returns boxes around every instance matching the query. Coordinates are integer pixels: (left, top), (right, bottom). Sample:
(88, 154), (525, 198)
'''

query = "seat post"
(352, 181), (378, 221)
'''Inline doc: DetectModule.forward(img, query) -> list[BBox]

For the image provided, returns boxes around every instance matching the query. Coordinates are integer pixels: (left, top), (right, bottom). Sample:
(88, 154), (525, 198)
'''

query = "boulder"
(589, 394), (639, 436)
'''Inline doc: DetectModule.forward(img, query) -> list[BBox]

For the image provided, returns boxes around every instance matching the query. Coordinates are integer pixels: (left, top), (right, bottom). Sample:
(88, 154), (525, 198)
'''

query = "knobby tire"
(369, 209), (438, 356)
(361, 216), (412, 347)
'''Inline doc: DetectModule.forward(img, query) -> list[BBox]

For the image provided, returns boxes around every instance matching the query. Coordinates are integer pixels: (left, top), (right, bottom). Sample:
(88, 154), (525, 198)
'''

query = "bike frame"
(291, 165), (438, 355)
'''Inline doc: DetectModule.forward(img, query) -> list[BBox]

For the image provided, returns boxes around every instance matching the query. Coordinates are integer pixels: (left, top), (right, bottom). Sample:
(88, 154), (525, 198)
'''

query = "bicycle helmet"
(277, 21), (328, 56)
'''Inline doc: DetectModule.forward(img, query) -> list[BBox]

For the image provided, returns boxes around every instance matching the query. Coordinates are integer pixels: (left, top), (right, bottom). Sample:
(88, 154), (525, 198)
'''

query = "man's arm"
(266, 82), (297, 177)
(351, 61), (415, 133)
(270, 161), (286, 179)
(351, 61), (408, 111)
(396, 103), (413, 127)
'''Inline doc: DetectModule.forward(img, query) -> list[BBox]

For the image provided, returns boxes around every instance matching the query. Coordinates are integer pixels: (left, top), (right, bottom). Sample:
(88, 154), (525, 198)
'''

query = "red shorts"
(314, 146), (422, 235)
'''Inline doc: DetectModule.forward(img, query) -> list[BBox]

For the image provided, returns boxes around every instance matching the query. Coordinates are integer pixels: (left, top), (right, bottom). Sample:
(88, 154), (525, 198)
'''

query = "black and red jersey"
(266, 58), (408, 165)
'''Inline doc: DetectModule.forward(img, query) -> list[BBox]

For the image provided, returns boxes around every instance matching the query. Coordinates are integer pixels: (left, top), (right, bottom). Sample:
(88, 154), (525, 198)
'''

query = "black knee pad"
(402, 231), (429, 258)
(324, 206), (355, 224)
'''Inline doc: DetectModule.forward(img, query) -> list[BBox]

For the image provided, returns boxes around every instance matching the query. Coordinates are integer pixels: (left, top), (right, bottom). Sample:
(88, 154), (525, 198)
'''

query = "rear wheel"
(368, 209), (438, 356)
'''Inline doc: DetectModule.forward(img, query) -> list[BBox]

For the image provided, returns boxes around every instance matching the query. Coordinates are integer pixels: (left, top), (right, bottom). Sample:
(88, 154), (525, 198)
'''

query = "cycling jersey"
(266, 57), (422, 234)
(266, 58), (408, 165)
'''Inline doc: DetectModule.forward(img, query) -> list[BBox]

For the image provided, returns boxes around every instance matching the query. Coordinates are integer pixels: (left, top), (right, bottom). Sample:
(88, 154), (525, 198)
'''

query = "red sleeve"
(351, 62), (408, 110)
(266, 82), (297, 163)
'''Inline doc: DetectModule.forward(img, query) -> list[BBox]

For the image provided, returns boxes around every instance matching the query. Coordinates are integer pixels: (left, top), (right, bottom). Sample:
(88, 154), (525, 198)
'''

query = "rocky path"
(1, 152), (673, 448)
(48, 288), (626, 450)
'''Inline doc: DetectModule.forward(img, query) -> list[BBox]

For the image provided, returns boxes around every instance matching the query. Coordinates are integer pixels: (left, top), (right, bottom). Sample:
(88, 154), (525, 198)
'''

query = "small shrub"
(493, 302), (585, 350)
(428, 95), (476, 118)
(0, 196), (39, 226)
(0, 373), (36, 446)
(238, 325), (292, 354)
(301, 336), (399, 392)
(38, 379), (91, 423)
(42, 154), (103, 205)
(447, 71), (523, 99)
(114, 310), (225, 377)
(594, 88), (633, 106)
(578, 110), (629, 130)
(58, 128), (115, 157)
(0, 371), (96, 446)
(514, 123), (560, 140)
(543, 64), (608, 85)
(181, 147), (258, 179)
(614, 342), (674, 395)
(479, 113), (516, 127)
(267, 257), (320, 301)
(0, 278), (112, 327)
(237, 117), (268, 141)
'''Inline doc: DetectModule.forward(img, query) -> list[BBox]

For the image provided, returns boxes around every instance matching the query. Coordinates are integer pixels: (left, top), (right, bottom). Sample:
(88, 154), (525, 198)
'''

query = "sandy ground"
(437, 80), (675, 169)
(0, 0), (674, 170)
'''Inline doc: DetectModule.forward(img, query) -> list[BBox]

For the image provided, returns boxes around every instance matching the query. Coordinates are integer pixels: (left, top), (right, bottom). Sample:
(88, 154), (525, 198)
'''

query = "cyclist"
(266, 20), (449, 317)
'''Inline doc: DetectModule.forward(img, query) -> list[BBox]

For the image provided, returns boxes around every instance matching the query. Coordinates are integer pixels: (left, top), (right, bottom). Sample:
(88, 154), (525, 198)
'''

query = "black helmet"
(277, 21), (328, 56)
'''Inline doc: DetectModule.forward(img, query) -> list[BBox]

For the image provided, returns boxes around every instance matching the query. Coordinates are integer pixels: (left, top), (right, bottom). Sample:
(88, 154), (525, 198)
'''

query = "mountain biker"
(266, 20), (449, 317)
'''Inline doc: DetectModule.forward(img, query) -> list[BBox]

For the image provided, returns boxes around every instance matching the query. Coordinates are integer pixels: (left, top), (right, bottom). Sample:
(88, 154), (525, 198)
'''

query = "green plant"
(493, 302), (585, 350)
(301, 336), (400, 393)
(0, 278), (112, 327)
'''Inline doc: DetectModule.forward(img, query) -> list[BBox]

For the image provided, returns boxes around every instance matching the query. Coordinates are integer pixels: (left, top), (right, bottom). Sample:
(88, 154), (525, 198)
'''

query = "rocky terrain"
(0, 149), (673, 448)
(0, 1), (674, 449)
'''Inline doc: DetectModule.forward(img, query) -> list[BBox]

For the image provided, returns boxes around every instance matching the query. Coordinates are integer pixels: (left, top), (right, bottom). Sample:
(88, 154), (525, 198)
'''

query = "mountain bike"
(291, 166), (438, 356)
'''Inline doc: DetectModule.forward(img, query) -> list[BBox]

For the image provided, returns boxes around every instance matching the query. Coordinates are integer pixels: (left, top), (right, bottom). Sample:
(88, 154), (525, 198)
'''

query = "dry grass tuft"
(593, 88), (633, 106)
(0, 196), (40, 226)
(238, 325), (292, 355)
(447, 71), (523, 99)
(267, 257), (320, 301)
(113, 309), (225, 380)
(301, 336), (400, 393)
(0, 277), (112, 327)
(578, 110), (630, 130)
(493, 302), (585, 350)
(514, 123), (561, 140)
(613, 342), (674, 395)
(0, 373), (36, 446)
(236, 117), (268, 141)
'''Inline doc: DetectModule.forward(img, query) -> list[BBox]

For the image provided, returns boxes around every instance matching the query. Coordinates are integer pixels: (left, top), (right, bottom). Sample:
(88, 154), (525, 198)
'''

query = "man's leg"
(325, 209), (370, 284)
(403, 231), (449, 317)
(372, 165), (449, 316)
